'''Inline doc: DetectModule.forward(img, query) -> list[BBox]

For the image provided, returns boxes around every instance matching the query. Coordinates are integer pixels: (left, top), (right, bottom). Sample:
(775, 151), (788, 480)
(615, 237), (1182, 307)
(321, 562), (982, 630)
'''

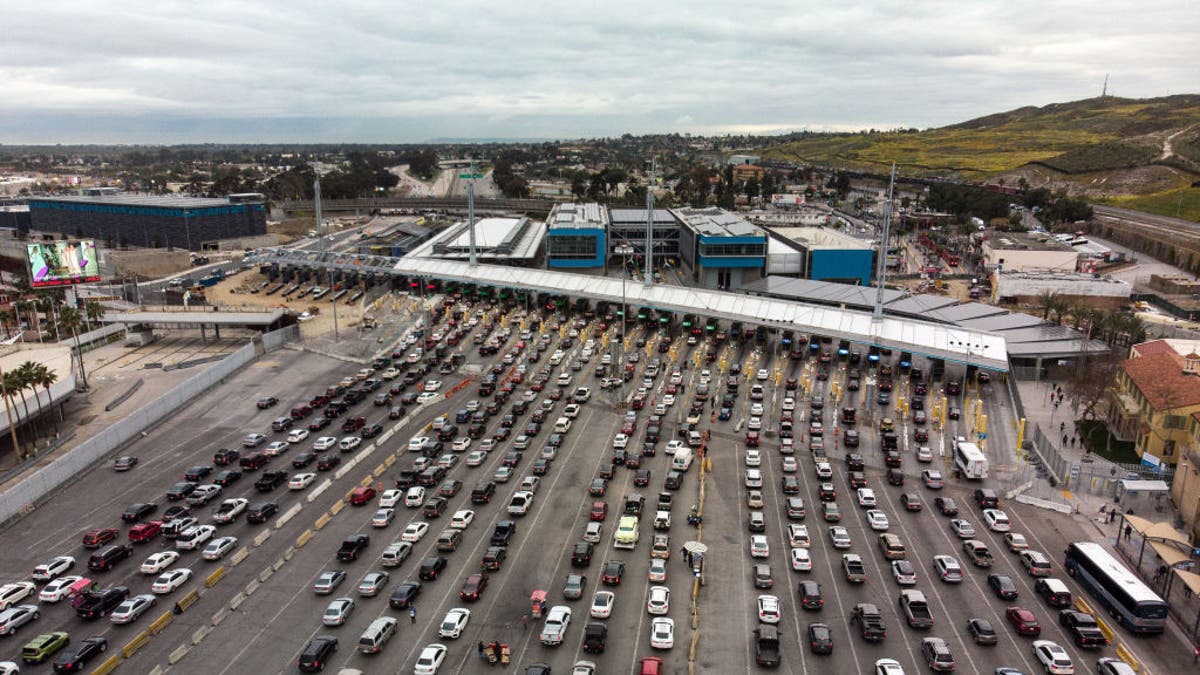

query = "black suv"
(471, 481), (495, 504)
(213, 448), (240, 466)
(491, 520), (516, 546)
(418, 555), (448, 580)
(297, 635), (338, 673)
(388, 581), (421, 609)
(336, 535), (369, 561)
(246, 502), (278, 524)
(582, 622), (608, 653)
(361, 423), (384, 439)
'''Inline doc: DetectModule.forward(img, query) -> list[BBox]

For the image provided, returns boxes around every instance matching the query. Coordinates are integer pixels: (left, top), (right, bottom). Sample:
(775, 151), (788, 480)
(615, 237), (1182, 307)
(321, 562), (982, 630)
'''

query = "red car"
(589, 501), (608, 522)
(1005, 607), (1041, 636)
(745, 431), (760, 447)
(640, 656), (664, 675)
(82, 528), (118, 549)
(459, 572), (489, 601)
(128, 521), (162, 544)
(349, 486), (377, 506)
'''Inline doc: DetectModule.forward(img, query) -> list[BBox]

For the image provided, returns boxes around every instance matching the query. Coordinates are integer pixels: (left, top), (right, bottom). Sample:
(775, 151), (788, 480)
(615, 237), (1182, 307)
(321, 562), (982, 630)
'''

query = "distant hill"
(761, 95), (1200, 215)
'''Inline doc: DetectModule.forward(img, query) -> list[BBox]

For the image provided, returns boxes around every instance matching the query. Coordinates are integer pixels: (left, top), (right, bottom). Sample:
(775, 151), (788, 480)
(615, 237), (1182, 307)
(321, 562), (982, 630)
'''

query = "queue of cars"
(726, 348), (1107, 674)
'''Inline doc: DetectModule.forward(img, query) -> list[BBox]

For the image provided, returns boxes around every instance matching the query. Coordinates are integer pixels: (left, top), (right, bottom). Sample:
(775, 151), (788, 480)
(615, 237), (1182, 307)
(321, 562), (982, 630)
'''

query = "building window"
(1165, 415), (1188, 430)
(1165, 440), (1177, 456)
(698, 242), (765, 258)
(548, 235), (598, 260)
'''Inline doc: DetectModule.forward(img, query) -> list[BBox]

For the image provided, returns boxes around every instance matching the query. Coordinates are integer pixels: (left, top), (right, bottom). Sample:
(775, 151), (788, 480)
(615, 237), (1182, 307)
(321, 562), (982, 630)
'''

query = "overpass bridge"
(247, 247), (1009, 371)
(279, 196), (554, 217)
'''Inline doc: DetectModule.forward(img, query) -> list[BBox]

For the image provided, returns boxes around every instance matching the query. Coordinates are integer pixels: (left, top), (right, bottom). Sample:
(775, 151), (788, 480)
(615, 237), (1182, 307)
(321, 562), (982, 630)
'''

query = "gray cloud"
(1, 0), (1196, 142)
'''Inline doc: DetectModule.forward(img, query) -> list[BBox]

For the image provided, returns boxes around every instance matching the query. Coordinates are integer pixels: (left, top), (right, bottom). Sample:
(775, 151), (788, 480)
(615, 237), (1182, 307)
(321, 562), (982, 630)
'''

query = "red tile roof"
(1123, 352), (1200, 410)
(1132, 340), (1174, 357)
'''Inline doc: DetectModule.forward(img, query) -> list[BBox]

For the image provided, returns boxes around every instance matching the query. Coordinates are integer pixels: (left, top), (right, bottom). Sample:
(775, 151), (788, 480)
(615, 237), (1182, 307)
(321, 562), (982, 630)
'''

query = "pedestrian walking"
(1070, 436), (1076, 448)
(410, 605), (417, 623)
(478, 641), (486, 660)
(1060, 421), (1065, 433)
(1125, 524), (1132, 540)
(1063, 434), (1069, 446)
(521, 613), (528, 629)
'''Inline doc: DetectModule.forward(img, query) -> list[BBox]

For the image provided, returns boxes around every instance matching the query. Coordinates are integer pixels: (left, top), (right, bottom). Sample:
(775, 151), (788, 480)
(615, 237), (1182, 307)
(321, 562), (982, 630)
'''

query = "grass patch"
(1101, 187), (1200, 223)
(759, 95), (1200, 179)
(1077, 419), (1140, 464)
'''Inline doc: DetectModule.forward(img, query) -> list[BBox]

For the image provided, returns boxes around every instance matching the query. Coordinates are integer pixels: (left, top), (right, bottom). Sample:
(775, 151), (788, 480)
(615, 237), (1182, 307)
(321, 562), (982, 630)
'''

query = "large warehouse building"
(27, 193), (267, 251)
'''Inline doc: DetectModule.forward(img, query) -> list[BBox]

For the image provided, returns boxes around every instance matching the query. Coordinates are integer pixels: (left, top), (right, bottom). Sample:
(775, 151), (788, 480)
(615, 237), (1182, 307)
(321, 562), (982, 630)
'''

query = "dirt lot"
(202, 269), (371, 339)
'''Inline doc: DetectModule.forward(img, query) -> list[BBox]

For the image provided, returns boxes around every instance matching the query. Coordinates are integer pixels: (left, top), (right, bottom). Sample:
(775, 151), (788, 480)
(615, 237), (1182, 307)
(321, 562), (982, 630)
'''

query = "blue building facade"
(809, 248), (875, 286)
(28, 194), (266, 251)
(546, 203), (608, 269)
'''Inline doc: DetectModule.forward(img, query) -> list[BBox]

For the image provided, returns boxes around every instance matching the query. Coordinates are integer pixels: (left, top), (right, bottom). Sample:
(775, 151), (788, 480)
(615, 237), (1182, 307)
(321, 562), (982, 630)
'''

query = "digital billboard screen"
(28, 240), (101, 288)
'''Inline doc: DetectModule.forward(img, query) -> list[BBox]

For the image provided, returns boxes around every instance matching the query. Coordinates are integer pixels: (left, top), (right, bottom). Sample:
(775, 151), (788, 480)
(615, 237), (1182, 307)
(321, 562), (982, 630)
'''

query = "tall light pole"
(615, 244), (635, 404)
(644, 159), (658, 287)
(315, 177), (338, 339)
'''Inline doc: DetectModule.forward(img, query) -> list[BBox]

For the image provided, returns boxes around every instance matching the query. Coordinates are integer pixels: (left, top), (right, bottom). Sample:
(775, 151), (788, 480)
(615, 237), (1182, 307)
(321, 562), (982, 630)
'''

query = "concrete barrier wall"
(0, 325), (299, 526)
(262, 324), (299, 351)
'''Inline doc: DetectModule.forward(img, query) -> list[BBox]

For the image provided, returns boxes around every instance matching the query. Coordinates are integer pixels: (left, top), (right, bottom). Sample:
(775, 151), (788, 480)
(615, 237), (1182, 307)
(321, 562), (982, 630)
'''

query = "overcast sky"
(1, 0), (1196, 144)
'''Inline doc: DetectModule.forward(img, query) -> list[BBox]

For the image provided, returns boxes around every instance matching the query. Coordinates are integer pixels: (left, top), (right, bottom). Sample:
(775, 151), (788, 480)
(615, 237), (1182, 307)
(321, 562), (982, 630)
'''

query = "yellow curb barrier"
(295, 529), (313, 547)
(148, 609), (174, 635)
(314, 513), (332, 530)
(384, 454), (395, 467)
(373, 464), (386, 478)
(1116, 644), (1139, 670)
(330, 501), (346, 516)
(121, 630), (151, 658)
(360, 475), (373, 487)
(176, 588), (200, 612)
(91, 654), (121, 675)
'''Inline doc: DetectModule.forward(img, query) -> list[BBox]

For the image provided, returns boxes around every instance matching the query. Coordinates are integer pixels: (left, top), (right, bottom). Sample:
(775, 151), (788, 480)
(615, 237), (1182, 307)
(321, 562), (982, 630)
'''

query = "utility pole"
(645, 158), (658, 287)
(315, 177), (339, 339)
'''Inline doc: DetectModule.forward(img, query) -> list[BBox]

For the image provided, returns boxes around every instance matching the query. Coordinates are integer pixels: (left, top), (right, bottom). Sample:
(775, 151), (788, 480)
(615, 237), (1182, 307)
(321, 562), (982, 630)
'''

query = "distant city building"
(731, 164), (766, 183)
(769, 226), (874, 286)
(991, 270), (1130, 308)
(28, 192), (266, 251)
(727, 154), (760, 166)
(546, 203), (608, 269)
(674, 207), (766, 290)
(527, 181), (574, 200)
(981, 231), (1078, 273)
(0, 176), (36, 196)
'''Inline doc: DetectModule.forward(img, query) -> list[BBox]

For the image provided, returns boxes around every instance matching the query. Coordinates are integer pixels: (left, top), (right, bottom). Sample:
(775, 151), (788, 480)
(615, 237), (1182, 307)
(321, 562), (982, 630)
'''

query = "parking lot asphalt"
(0, 295), (1188, 675)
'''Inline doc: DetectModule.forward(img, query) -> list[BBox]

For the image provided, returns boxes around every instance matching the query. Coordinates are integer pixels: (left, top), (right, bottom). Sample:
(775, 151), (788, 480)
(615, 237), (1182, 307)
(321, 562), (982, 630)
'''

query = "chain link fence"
(1027, 422), (1173, 498)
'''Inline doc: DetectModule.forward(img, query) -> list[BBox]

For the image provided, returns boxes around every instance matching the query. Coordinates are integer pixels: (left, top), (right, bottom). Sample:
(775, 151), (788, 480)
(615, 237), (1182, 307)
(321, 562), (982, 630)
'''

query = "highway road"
(0, 291), (1187, 675)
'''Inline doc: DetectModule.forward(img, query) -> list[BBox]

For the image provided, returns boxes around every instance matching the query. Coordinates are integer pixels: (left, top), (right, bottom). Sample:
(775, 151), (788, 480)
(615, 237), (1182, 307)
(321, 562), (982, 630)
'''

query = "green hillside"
(761, 95), (1200, 182)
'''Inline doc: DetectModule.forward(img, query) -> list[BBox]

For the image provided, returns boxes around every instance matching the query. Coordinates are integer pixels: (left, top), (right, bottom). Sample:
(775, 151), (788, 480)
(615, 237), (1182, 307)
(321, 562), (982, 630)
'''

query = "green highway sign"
(459, 173), (483, 179)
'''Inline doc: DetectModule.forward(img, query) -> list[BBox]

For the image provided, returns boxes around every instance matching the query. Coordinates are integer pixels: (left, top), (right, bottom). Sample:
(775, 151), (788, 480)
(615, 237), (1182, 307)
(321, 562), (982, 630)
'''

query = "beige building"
(981, 231), (1079, 273)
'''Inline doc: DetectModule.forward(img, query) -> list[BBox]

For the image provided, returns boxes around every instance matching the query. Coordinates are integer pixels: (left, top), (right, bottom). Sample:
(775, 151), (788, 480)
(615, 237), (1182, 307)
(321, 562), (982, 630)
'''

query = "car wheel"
(33, 611), (39, 619)
(100, 642), (107, 651)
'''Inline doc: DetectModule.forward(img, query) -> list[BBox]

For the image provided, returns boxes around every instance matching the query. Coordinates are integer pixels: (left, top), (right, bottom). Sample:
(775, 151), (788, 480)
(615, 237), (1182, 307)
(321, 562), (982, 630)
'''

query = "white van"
(550, 350), (565, 365)
(357, 616), (397, 653)
(672, 448), (694, 472)
(553, 417), (572, 434)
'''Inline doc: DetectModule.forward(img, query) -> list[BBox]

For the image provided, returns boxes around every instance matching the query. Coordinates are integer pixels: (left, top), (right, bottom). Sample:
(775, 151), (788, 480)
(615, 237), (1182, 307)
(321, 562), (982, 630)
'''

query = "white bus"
(1064, 541), (1167, 634)
(953, 441), (988, 479)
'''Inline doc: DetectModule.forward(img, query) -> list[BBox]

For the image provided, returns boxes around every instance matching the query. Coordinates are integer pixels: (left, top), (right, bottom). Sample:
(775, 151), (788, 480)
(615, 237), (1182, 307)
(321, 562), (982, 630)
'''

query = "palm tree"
(16, 361), (40, 418)
(59, 305), (88, 390)
(35, 295), (59, 342)
(2, 370), (28, 459)
(84, 299), (104, 329)
(34, 364), (59, 431)
(14, 298), (37, 341)
(1037, 290), (1059, 321)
